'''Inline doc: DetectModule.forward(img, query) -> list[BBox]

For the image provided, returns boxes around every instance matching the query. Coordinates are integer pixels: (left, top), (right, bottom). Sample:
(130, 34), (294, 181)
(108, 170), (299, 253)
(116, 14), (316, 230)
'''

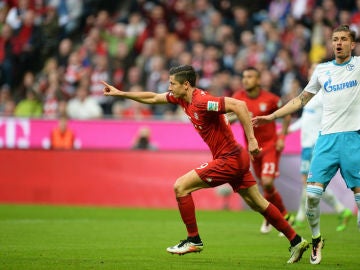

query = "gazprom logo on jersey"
(207, 101), (219, 111)
(324, 79), (358, 92)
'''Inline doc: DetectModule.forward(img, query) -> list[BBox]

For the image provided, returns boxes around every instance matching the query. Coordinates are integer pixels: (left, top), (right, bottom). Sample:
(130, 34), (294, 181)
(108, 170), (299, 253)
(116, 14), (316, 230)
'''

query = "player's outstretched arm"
(102, 81), (168, 104)
(252, 90), (315, 127)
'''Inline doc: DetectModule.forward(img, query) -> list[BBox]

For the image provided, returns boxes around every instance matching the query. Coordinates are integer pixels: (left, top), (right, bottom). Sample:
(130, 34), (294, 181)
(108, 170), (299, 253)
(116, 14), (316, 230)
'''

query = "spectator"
(0, 84), (14, 116)
(48, 0), (84, 39)
(89, 54), (112, 114)
(62, 50), (87, 99)
(0, 24), (15, 87)
(232, 5), (255, 42)
(42, 71), (63, 119)
(11, 9), (44, 79)
(5, 0), (31, 31)
(56, 38), (73, 73)
(104, 22), (135, 58)
(13, 70), (36, 103)
(125, 12), (146, 40)
(50, 114), (76, 150)
(14, 88), (42, 117)
(40, 5), (60, 62)
(66, 83), (103, 119)
(131, 126), (157, 150)
(121, 85), (153, 120)
(123, 65), (143, 91)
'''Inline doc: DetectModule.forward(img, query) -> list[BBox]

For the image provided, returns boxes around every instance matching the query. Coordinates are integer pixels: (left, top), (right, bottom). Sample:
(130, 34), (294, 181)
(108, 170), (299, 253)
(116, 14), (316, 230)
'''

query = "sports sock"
(188, 234), (202, 244)
(177, 194), (199, 237)
(262, 203), (296, 241)
(355, 193), (360, 230)
(295, 186), (307, 222)
(263, 186), (287, 216)
(322, 188), (344, 213)
(306, 185), (323, 238)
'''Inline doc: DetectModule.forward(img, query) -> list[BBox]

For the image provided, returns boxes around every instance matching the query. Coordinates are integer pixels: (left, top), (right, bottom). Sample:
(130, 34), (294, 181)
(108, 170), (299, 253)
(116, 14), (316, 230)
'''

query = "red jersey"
(167, 88), (241, 159)
(233, 90), (282, 148)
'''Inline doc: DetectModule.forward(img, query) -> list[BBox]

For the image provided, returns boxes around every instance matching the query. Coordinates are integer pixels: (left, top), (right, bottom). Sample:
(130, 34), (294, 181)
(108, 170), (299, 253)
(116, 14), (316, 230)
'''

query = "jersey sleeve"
(200, 93), (226, 114)
(304, 65), (321, 94)
(166, 92), (179, 104)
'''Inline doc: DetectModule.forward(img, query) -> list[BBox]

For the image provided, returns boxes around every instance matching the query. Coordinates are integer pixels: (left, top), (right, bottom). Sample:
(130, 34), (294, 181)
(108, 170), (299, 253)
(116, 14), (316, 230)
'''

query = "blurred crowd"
(0, 0), (359, 120)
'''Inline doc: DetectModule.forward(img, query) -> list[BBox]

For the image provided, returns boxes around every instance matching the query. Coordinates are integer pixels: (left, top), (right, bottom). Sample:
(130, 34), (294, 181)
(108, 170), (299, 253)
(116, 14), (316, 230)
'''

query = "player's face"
(332, 31), (355, 63)
(168, 75), (186, 98)
(242, 70), (260, 91)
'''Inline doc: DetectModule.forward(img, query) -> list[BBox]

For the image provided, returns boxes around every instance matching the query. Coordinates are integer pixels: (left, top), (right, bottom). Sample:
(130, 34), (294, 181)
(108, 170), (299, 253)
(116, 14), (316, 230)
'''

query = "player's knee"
(306, 186), (323, 208)
(173, 179), (186, 196)
(261, 177), (274, 190)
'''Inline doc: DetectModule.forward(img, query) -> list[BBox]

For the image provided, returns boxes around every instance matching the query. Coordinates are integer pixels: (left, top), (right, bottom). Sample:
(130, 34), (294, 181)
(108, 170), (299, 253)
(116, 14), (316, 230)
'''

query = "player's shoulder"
(232, 90), (246, 99)
(260, 89), (280, 101)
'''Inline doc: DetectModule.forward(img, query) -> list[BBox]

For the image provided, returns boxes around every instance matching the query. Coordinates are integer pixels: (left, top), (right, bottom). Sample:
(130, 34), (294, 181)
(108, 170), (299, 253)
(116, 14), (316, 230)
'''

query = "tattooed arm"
(252, 91), (315, 126)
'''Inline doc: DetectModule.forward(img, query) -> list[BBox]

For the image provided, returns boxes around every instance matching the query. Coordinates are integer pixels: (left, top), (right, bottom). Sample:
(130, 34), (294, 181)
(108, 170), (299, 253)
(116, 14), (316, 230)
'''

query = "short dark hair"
(333, 24), (356, 41)
(169, 65), (197, 86)
(242, 67), (260, 78)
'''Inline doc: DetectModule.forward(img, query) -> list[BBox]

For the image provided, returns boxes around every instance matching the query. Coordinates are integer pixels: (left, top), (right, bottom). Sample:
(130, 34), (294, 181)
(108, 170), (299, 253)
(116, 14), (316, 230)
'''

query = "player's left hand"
(248, 138), (262, 161)
(252, 115), (274, 127)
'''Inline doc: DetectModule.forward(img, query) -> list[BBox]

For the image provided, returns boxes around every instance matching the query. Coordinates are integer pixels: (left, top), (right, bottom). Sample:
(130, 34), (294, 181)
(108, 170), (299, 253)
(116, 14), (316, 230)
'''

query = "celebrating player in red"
(102, 65), (308, 263)
(231, 67), (294, 234)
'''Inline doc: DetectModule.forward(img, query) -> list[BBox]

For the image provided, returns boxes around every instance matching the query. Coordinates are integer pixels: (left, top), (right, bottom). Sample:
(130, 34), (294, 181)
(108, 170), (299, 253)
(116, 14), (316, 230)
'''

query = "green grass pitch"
(0, 204), (358, 270)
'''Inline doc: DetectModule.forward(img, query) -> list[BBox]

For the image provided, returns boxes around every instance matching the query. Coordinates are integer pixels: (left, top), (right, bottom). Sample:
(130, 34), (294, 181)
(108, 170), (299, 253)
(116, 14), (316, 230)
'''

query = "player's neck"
(184, 88), (195, 103)
(246, 87), (260, 98)
(335, 55), (352, 64)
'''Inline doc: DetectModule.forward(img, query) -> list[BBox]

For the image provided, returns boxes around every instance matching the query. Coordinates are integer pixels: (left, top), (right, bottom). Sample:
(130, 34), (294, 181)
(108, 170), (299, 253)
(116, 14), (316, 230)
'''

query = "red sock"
(262, 203), (296, 241)
(177, 194), (198, 237)
(264, 187), (287, 216)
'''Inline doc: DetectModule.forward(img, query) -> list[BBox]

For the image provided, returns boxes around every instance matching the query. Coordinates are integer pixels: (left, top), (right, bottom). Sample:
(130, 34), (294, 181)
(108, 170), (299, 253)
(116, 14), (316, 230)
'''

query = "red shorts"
(195, 148), (256, 192)
(251, 146), (281, 179)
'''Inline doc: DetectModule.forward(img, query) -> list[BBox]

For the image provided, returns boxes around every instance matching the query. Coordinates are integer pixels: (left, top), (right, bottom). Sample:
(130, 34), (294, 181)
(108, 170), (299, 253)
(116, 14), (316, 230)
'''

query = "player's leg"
(294, 148), (312, 228)
(354, 189), (360, 231)
(339, 131), (360, 231)
(166, 169), (208, 255)
(306, 133), (339, 264)
(238, 184), (309, 263)
(259, 151), (292, 233)
(322, 187), (352, 231)
(294, 175), (307, 228)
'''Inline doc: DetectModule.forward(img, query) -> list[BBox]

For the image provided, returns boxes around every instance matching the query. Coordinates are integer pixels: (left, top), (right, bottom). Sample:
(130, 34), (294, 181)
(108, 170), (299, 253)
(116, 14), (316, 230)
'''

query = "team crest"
(346, 63), (355, 71)
(259, 103), (267, 112)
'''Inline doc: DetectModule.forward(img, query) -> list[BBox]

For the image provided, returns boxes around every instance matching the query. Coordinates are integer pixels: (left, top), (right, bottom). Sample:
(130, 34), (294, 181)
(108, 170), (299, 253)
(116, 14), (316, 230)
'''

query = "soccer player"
(288, 66), (352, 232)
(230, 67), (294, 235)
(103, 65), (309, 264)
(253, 25), (360, 265)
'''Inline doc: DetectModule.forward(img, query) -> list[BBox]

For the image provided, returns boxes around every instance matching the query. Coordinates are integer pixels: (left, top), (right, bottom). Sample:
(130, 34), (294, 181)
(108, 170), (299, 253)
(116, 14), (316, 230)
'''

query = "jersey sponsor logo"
(324, 78), (358, 92)
(207, 101), (219, 111)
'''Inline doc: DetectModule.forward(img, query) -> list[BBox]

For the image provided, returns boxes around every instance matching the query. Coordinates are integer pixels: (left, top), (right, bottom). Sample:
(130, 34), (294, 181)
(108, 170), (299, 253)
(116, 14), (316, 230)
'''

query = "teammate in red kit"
(102, 65), (308, 263)
(231, 67), (294, 234)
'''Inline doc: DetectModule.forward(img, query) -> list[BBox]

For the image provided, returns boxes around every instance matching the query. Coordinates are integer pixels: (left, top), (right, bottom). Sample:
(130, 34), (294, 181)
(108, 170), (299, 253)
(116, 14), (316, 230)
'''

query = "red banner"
(0, 149), (243, 210)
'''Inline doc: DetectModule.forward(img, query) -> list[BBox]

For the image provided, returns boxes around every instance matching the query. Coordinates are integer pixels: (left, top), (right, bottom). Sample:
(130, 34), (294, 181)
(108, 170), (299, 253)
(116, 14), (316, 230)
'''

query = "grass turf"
(0, 204), (358, 270)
